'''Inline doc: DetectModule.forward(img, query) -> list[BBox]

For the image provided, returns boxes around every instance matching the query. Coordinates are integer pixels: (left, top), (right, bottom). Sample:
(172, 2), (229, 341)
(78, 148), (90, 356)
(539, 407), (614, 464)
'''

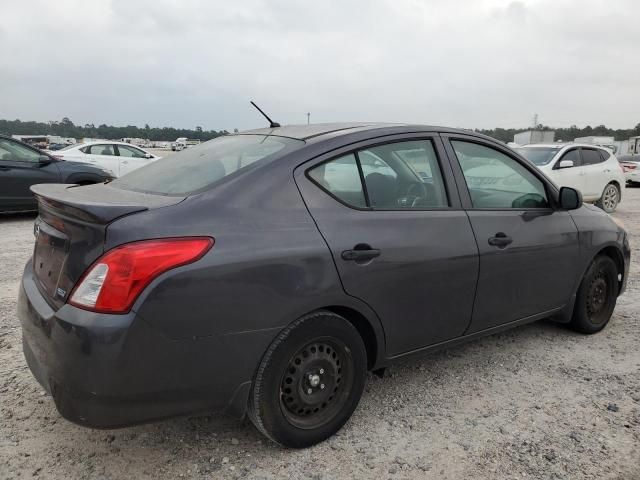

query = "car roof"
(518, 143), (608, 149)
(72, 141), (146, 147)
(240, 122), (495, 143)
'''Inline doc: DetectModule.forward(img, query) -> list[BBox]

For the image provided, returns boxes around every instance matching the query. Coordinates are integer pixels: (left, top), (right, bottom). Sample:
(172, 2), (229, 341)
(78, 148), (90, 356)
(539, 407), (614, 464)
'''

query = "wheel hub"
(587, 274), (607, 316)
(280, 342), (344, 422)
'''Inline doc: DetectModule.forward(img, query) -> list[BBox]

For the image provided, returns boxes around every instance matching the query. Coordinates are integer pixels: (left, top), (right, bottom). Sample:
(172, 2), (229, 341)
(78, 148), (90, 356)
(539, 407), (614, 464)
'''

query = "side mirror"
(559, 186), (582, 210)
(144, 153), (153, 159)
(38, 155), (53, 165)
(558, 159), (574, 168)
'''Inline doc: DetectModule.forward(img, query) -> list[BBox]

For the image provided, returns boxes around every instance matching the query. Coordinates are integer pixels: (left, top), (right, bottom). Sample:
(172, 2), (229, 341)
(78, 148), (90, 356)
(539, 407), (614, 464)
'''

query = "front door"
(0, 138), (61, 210)
(444, 136), (580, 333)
(550, 147), (589, 196)
(115, 144), (154, 175)
(296, 136), (479, 356)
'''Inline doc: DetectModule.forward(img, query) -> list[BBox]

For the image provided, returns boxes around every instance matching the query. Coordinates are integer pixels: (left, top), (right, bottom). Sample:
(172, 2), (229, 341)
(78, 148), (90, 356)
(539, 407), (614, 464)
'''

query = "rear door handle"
(488, 232), (513, 248)
(341, 245), (381, 262)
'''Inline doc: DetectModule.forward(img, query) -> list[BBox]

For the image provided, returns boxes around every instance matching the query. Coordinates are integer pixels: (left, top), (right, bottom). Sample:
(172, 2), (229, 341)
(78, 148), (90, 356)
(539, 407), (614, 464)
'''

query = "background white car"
(52, 141), (160, 177)
(514, 143), (625, 212)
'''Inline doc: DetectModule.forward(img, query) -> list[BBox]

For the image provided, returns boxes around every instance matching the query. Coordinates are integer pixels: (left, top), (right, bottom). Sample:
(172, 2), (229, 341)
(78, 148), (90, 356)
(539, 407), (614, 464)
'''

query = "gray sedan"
(17, 123), (629, 447)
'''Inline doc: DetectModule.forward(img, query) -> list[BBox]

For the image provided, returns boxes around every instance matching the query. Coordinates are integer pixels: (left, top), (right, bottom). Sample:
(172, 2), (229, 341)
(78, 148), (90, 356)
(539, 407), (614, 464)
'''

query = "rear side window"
(113, 135), (299, 195)
(582, 148), (604, 165)
(308, 154), (366, 208)
(599, 149), (611, 161)
(308, 139), (448, 209)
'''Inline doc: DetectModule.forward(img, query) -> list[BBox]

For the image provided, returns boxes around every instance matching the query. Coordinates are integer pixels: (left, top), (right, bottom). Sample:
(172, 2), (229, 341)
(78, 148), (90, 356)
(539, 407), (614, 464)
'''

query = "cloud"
(0, 0), (638, 130)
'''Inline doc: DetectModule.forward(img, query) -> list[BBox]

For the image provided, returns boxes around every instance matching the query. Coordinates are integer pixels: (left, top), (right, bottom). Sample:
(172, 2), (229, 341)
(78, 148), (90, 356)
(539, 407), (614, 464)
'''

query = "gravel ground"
(1, 192), (639, 480)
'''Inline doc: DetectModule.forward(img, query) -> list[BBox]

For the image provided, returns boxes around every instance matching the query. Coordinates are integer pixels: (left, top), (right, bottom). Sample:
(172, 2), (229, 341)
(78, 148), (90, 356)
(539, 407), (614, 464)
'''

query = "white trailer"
(513, 130), (555, 145)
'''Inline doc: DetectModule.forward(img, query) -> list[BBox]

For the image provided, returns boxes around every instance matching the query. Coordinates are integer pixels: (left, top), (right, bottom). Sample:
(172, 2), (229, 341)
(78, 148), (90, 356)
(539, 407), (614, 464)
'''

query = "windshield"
(514, 147), (561, 166)
(112, 134), (301, 195)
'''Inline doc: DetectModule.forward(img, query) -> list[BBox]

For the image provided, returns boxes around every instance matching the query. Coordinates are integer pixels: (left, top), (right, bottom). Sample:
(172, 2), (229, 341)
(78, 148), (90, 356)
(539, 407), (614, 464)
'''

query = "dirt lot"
(1, 192), (639, 480)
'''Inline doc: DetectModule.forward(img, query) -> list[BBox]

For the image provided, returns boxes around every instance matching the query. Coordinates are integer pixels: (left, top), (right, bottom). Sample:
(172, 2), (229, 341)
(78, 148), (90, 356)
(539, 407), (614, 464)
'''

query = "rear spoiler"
(31, 183), (184, 224)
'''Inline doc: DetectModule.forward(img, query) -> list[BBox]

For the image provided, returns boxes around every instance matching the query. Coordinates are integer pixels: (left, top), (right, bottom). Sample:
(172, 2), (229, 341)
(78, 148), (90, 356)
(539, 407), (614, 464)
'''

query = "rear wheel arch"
(321, 306), (380, 370)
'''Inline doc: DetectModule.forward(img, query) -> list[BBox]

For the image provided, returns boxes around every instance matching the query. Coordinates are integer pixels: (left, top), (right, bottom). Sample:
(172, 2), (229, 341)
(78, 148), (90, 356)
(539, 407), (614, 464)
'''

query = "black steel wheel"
(570, 255), (618, 333)
(247, 311), (367, 448)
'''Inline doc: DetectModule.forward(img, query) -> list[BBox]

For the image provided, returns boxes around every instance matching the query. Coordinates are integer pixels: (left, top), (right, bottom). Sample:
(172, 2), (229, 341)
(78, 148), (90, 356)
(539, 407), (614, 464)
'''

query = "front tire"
(248, 311), (367, 448)
(596, 183), (620, 213)
(569, 255), (619, 334)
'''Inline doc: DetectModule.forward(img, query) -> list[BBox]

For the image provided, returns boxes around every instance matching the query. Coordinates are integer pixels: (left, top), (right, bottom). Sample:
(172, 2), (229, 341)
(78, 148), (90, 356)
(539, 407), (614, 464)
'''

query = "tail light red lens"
(69, 237), (214, 314)
(621, 162), (636, 173)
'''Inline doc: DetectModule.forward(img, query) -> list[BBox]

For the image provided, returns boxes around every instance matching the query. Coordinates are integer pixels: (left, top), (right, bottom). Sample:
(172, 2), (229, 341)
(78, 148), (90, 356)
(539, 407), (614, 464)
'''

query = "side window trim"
(353, 151), (371, 207)
(305, 136), (455, 211)
(441, 134), (556, 211)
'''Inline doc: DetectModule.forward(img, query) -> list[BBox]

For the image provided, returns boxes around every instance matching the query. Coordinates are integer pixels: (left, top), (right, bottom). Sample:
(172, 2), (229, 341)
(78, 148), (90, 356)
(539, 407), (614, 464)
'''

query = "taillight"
(69, 237), (214, 314)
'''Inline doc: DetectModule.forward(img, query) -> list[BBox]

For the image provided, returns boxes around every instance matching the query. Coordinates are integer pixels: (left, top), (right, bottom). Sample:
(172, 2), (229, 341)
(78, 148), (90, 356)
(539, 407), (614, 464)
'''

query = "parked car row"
(617, 154), (640, 186)
(51, 141), (160, 177)
(17, 124), (629, 448)
(514, 143), (625, 212)
(0, 135), (113, 212)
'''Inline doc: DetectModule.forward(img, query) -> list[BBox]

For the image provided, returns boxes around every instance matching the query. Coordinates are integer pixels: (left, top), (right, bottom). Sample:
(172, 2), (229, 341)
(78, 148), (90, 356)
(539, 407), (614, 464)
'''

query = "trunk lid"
(30, 183), (184, 308)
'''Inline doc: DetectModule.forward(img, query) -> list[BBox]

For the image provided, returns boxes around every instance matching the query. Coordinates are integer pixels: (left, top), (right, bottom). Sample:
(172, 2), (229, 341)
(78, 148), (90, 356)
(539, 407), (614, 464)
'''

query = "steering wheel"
(397, 181), (429, 207)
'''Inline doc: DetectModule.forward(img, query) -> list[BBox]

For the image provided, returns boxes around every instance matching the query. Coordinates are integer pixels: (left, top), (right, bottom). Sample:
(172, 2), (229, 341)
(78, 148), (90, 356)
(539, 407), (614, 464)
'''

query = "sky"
(1, 0), (638, 131)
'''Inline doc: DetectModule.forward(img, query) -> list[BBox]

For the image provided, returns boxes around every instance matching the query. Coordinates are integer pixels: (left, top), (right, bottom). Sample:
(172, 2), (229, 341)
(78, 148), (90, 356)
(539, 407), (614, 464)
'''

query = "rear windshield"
(514, 147), (561, 166)
(112, 135), (301, 195)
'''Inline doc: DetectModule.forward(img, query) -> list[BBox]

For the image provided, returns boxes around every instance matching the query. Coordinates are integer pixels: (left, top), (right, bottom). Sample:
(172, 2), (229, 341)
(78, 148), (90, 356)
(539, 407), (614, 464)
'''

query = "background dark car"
(0, 135), (113, 212)
(17, 124), (629, 448)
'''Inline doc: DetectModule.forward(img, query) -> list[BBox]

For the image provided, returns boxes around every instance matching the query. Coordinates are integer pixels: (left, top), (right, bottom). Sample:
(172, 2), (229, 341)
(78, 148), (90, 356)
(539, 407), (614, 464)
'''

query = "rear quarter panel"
(105, 158), (384, 350)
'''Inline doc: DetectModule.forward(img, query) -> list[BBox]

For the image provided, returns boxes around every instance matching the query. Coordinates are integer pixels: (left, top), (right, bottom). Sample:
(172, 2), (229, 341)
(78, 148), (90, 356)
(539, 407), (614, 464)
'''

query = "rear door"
(0, 138), (61, 210)
(443, 134), (580, 333)
(295, 134), (479, 356)
(581, 147), (609, 198)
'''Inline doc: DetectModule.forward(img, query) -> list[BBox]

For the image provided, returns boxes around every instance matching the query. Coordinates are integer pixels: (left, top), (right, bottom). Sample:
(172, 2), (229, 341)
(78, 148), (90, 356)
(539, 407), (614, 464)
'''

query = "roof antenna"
(250, 101), (280, 128)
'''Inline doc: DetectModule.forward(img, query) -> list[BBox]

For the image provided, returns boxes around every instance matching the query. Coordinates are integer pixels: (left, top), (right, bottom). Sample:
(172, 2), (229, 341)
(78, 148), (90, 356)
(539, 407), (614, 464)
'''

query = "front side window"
(452, 141), (549, 209)
(557, 149), (580, 167)
(89, 144), (115, 156)
(0, 139), (41, 163)
(308, 140), (448, 209)
(118, 145), (146, 158)
(582, 148), (603, 165)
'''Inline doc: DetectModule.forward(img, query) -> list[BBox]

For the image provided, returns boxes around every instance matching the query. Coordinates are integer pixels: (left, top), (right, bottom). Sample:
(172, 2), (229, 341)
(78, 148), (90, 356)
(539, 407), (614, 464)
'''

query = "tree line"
(1, 117), (639, 144)
(476, 123), (640, 143)
(0, 118), (227, 142)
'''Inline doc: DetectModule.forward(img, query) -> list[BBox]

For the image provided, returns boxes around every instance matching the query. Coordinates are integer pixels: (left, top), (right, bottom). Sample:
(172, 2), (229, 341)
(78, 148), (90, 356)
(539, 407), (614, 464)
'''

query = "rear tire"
(569, 255), (618, 334)
(595, 183), (620, 213)
(248, 311), (367, 448)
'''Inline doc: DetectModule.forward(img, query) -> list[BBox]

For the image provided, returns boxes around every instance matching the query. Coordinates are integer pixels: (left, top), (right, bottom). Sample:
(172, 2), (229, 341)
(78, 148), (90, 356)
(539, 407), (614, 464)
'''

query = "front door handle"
(0, 165), (11, 171)
(488, 232), (513, 248)
(341, 245), (381, 262)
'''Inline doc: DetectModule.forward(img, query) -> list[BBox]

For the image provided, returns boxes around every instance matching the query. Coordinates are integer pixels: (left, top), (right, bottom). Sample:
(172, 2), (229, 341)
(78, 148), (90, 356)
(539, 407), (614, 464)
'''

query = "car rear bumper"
(18, 261), (276, 428)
